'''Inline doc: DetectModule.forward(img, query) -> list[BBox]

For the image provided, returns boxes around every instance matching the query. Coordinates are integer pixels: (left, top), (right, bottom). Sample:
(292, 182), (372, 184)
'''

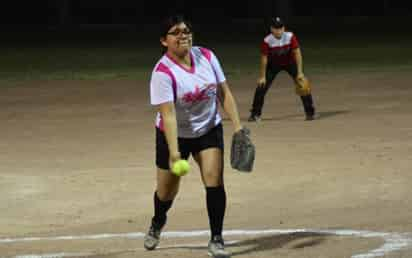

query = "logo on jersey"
(182, 83), (217, 103)
(271, 46), (291, 56)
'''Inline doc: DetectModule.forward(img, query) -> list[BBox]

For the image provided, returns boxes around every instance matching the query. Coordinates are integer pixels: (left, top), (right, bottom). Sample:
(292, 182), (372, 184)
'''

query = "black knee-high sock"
(206, 186), (226, 238)
(152, 192), (173, 228)
(300, 94), (315, 115)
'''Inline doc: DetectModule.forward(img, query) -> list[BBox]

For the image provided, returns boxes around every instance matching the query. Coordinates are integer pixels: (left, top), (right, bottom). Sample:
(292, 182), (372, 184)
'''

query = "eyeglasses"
(167, 28), (192, 36)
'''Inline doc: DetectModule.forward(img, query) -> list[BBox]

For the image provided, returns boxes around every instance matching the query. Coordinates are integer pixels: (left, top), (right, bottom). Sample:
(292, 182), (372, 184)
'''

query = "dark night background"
(1, 0), (411, 47)
(1, 0), (411, 81)
(1, 1), (411, 26)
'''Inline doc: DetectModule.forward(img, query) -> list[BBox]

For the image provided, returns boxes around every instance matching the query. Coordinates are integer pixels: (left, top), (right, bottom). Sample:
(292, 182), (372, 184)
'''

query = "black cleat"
(305, 112), (318, 121)
(305, 114), (314, 121)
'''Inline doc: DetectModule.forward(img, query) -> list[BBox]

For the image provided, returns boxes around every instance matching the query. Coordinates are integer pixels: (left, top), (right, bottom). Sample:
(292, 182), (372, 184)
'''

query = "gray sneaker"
(208, 235), (231, 258)
(248, 114), (261, 122)
(143, 224), (162, 250)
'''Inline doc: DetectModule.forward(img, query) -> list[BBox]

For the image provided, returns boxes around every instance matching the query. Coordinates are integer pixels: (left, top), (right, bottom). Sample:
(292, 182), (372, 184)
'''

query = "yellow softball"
(171, 160), (190, 176)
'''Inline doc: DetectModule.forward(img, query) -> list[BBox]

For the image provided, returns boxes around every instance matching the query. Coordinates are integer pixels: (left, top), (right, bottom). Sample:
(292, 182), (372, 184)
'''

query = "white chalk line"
(11, 241), (244, 258)
(2, 229), (411, 258)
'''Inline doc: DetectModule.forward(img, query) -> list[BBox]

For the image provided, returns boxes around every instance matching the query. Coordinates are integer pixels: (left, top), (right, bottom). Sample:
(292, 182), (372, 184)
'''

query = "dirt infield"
(1, 70), (412, 258)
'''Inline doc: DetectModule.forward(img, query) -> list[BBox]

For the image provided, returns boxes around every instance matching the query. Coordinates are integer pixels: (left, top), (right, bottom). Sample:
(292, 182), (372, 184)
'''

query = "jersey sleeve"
(209, 51), (226, 84)
(150, 71), (174, 105)
(291, 34), (299, 49)
(260, 41), (269, 56)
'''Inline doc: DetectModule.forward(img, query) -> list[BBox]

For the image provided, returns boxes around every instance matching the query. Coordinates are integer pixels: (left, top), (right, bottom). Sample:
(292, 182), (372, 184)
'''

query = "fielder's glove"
(230, 127), (255, 172)
(295, 77), (312, 96)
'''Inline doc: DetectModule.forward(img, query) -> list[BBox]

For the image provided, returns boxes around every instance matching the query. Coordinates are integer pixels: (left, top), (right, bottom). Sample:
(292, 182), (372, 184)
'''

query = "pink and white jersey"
(150, 46), (226, 138)
(261, 31), (299, 66)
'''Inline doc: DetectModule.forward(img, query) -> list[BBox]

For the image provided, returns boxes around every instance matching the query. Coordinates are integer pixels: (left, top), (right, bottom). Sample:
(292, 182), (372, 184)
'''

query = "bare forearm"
(260, 55), (268, 78)
(294, 49), (303, 74)
(223, 96), (242, 132)
(219, 84), (242, 132)
(162, 116), (179, 157)
(159, 104), (180, 160)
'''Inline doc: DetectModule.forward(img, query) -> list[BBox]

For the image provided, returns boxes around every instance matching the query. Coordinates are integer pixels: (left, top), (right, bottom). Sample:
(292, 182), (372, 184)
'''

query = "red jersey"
(261, 31), (299, 66)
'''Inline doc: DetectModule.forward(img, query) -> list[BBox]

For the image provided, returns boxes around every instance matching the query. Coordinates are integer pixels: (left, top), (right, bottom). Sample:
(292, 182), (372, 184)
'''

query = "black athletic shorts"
(155, 123), (224, 170)
(266, 62), (298, 83)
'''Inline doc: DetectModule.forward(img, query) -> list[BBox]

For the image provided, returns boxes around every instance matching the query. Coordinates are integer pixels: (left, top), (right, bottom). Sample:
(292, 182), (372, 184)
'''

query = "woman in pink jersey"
(144, 15), (243, 258)
(248, 17), (316, 122)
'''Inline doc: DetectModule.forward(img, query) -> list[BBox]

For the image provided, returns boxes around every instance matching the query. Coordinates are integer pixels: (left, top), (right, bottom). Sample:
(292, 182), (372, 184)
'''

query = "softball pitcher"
(144, 15), (243, 258)
(248, 17), (316, 122)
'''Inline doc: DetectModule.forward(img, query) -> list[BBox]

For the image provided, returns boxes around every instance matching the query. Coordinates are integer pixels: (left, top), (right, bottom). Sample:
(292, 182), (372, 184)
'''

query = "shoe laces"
(148, 225), (161, 239)
(211, 235), (225, 248)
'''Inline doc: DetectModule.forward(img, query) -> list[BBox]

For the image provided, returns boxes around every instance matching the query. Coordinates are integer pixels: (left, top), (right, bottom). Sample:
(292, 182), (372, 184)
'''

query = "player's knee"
(202, 169), (223, 187)
(156, 186), (179, 200)
(156, 177), (180, 200)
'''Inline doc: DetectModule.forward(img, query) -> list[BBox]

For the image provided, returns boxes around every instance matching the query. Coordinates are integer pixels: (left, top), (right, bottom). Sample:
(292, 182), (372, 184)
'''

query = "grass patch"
(1, 29), (411, 82)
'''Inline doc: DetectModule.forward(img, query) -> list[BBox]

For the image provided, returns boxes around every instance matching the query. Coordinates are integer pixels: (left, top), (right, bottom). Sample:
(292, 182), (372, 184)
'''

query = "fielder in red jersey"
(248, 17), (316, 122)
